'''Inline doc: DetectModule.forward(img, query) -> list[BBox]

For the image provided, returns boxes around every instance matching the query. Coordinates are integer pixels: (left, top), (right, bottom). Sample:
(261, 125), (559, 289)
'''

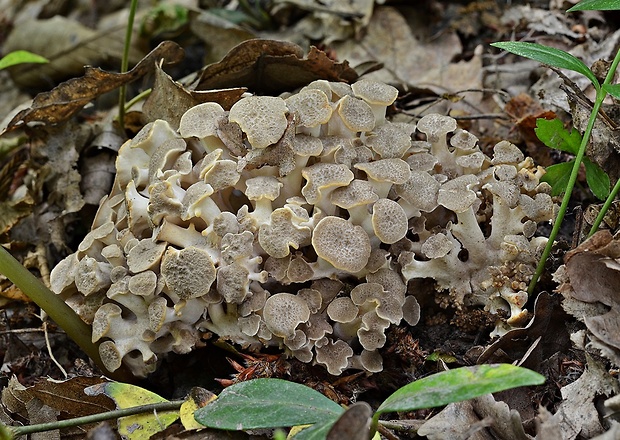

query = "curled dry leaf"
(3, 41), (185, 134)
(195, 39), (358, 94)
(142, 63), (246, 128)
(477, 292), (571, 369)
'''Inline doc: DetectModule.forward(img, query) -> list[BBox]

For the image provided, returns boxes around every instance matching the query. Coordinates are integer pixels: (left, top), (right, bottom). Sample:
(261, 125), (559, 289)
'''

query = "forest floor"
(1, 0), (620, 439)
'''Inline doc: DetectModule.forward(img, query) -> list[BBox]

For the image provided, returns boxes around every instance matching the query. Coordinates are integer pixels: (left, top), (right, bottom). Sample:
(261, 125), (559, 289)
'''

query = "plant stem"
(4, 400), (183, 437)
(0, 246), (133, 382)
(589, 177), (620, 236)
(529, 45), (620, 293)
(118, 0), (139, 131)
(587, 48), (620, 237)
(528, 91), (603, 294)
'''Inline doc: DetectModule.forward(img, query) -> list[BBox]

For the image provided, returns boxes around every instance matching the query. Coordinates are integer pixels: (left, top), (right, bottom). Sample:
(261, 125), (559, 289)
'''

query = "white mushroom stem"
(487, 193), (527, 249)
(450, 205), (486, 258)
(155, 221), (220, 264)
(251, 196), (275, 226)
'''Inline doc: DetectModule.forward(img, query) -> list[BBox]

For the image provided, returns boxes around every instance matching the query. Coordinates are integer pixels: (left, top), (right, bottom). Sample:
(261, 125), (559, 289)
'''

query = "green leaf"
(583, 157), (610, 199)
(568, 0), (620, 11)
(375, 364), (545, 416)
(541, 161), (575, 196)
(535, 118), (582, 154)
(84, 382), (179, 440)
(194, 378), (345, 430)
(491, 42), (600, 89)
(0, 50), (48, 70)
(292, 419), (339, 440)
(603, 83), (620, 99)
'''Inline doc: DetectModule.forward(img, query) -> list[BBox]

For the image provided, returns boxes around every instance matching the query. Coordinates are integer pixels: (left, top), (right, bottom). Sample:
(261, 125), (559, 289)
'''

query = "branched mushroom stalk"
(50, 79), (554, 377)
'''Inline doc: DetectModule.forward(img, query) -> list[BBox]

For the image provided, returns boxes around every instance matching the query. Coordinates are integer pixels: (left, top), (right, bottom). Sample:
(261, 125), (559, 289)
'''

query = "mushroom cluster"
(50, 79), (553, 377)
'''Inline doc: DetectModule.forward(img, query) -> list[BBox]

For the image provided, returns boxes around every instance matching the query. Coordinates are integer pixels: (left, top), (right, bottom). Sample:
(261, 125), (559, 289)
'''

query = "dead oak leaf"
(195, 39), (358, 94)
(3, 41), (185, 134)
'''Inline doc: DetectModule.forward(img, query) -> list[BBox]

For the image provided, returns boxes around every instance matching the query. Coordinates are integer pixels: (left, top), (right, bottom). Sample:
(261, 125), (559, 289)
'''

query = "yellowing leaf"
(180, 387), (216, 430)
(84, 382), (179, 440)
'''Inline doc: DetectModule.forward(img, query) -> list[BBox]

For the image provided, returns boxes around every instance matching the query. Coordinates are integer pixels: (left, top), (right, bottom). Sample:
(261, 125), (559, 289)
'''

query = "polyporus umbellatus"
(50, 79), (553, 377)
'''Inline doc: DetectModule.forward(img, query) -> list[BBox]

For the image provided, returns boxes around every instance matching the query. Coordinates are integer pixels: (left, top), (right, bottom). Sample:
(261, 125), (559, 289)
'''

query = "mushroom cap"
(365, 123), (412, 159)
(421, 233), (454, 258)
(126, 239), (167, 273)
(354, 159), (410, 184)
(245, 176), (283, 201)
(406, 152), (438, 172)
(217, 262), (251, 303)
(258, 207), (312, 258)
(450, 129), (478, 150)
(492, 140), (524, 165)
(128, 271), (158, 296)
(351, 79), (398, 106)
(394, 171), (440, 212)
(337, 95), (376, 133)
(262, 293), (311, 338)
(359, 349), (383, 373)
(229, 96), (289, 149)
(330, 179), (378, 209)
(372, 198), (408, 244)
(179, 102), (225, 139)
(315, 339), (354, 375)
(297, 288), (323, 314)
(161, 246), (216, 299)
(416, 114), (457, 143)
(291, 134), (324, 157)
(148, 138), (187, 184)
(301, 163), (354, 205)
(201, 159), (241, 192)
(312, 216), (371, 273)
(285, 88), (332, 128)
(327, 297), (359, 323)
(437, 175), (479, 212)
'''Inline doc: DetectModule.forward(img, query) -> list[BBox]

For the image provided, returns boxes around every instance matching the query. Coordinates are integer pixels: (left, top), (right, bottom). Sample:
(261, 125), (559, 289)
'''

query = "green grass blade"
(491, 41), (600, 89)
(194, 378), (344, 430)
(568, 0), (620, 11)
(376, 364), (544, 416)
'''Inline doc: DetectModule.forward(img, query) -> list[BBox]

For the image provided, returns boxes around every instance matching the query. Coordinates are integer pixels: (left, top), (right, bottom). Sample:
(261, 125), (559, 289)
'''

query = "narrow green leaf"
(535, 118), (582, 154)
(541, 161), (575, 196)
(491, 42), (599, 89)
(376, 364), (545, 416)
(194, 378), (344, 430)
(603, 83), (620, 99)
(583, 157), (610, 200)
(0, 50), (48, 70)
(568, 0), (620, 11)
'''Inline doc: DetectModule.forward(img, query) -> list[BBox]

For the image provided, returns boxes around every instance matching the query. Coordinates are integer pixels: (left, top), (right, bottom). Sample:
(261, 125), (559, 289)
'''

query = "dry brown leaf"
(560, 231), (620, 358)
(195, 39), (358, 94)
(552, 356), (619, 439)
(418, 394), (532, 440)
(30, 376), (115, 418)
(1, 376), (116, 438)
(3, 41), (185, 134)
(326, 402), (372, 440)
(189, 10), (256, 65)
(142, 63), (246, 129)
(333, 6), (482, 109)
(477, 292), (571, 369)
